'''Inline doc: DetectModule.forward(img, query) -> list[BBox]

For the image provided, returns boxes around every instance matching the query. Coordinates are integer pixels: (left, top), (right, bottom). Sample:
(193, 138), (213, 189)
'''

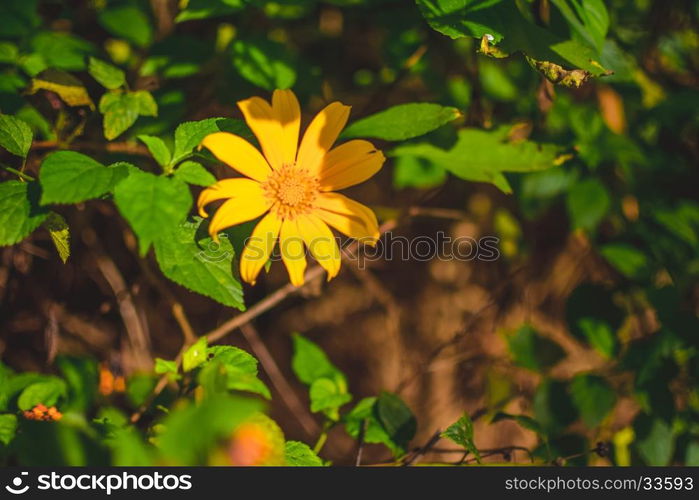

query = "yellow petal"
(296, 102), (351, 174)
(272, 89), (301, 166)
(201, 132), (272, 182)
(316, 209), (378, 245)
(314, 192), (379, 242)
(296, 214), (341, 280)
(197, 178), (264, 217)
(318, 139), (385, 191)
(240, 211), (282, 285)
(238, 96), (284, 170)
(208, 195), (272, 242)
(279, 218), (307, 286)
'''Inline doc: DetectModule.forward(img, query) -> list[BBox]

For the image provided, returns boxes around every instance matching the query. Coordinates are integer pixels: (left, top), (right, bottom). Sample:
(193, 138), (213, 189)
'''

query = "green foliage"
(569, 374), (615, 428)
(507, 324), (565, 372)
(0, 181), (48, 246)
(343, 103), (461, 141)
(391, 127), (566, 192)
(44, 212), (70, 263)
(153, 217), (244, 310)
(0, 113), (32, 157)
(88, 57), (126, 90)
(183, 337), (208, 373)
(231, 38), (296, 91)
(173, 161), (216, 186)
(566, 178), (611, 231)
(284, 440), (324, 466)
(39, 151), (127, 205)
(113, 170), (192, 255)
(138, 135), (172, 169)
(441, 413), (480, 462)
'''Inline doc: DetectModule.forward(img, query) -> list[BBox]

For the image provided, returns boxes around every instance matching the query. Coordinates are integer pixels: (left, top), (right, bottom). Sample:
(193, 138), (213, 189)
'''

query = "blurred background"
(1, 0), (698, 465)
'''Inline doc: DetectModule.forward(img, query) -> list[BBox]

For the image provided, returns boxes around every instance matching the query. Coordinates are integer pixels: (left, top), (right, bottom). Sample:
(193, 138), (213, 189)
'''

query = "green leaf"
(200, 346), (270, 399)
(113, 170), (193, 255)
(183, 337), (208, 373)
(88, 57), (126, 90)
(154, 358), (178, 375)
(284, 441), (324, 466)
(43, 212), (70, 263)
(157, 395), (261, 465)
(551, 0), (609, 54)
(133, 90), (158, 117)
(0, 113), (32, 158)
(634, 415), (674, 466)
(100, 92), (141, 140)
(291, 333), (345, 386)
(0, 42), (18, 64)
(577, 317), (615, 359)
(230, 38), (296, 91)
(416, 0), (608, 84)
(309, 378), (352, 420)
(375, 392), (417, 456)
(0, 414), (17, 446)
(491, 412), (547, 438)
(599, 244), (649, 280)
(0, 181), (49, 246)
(344, 397), (401, 456)
(39, 151), (127, 205)
(566, 178), (610, 231)
(342, 103), (460, 141)
(176, 0), (246, 22)
(17, 377), (67, 411)
(173, 161), (216, 186)
(27, 69), (94, 108)
(138, 135), (172, 168)
(441, 413), (480, 462)
(172, 117), (251, 166)
(391, 127), (566, 193)
(533, 379), (577, 433)
(98, 6), (153, 47)
(153, 217), (245, 310)
(507, 324), (565, 372)
(30, 31), (96, 71)
(56, 356), (98, 413)
(393, 155), (447, 189)
(569, 374), (615, 429)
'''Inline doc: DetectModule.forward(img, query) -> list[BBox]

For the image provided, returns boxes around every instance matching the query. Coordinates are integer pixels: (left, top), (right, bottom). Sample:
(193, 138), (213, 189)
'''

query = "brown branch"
(32, 140), (150, 156)
(239, 323), (320, 437)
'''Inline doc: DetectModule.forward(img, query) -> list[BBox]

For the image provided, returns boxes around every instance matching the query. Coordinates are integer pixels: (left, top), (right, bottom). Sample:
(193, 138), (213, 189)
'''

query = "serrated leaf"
(138, 135), (171, 168)
(201, 346), (270, 399)
(173, 161), (215, 186)
(0, 181), (49, 246)
(182, 337), (208, 373)
(569, 374), (615, 428)
(375, 392), (416, 456)
(441, 413), (480, 462)
(230, 38), (296, 91)
(27, 69), (94, 108)
(0, 113), (32, 158)
(17, 377), (67, 411)
(344, 397), (400, 455)
(153, 217), (244, 310)
(342, 103), (460, 141)
(133, 90), (157, 117)
(284, 441), (323, 466)
(291, 333), (345, 386)
(39, 151), (127, 205)
(113, 170), (193, 255)
(43, 212), (70, 263)
(309, 378), (352, 420)
(172, 117), (251, 166)
(100, 92), (140, 140)
(391, 127), (565, 193)
(30, 31), (96, 72)
(88, 57), (126, 90)
(0, 414), (17, 446)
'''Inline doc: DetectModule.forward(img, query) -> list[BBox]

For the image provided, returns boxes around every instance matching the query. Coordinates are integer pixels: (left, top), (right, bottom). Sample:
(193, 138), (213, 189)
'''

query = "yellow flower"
(198, 89), (385, 287)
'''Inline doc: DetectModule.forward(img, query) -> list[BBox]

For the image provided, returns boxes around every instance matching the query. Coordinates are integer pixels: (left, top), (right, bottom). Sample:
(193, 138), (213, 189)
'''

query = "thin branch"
(355, 419), (367, 467)
(32, 140), (150, 156)
(402, 429), (442, 466)
(239, 323), (320, 437)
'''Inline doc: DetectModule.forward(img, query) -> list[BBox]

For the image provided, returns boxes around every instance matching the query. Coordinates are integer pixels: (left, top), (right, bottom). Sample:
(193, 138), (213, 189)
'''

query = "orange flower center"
(262, 164), (319, 219)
